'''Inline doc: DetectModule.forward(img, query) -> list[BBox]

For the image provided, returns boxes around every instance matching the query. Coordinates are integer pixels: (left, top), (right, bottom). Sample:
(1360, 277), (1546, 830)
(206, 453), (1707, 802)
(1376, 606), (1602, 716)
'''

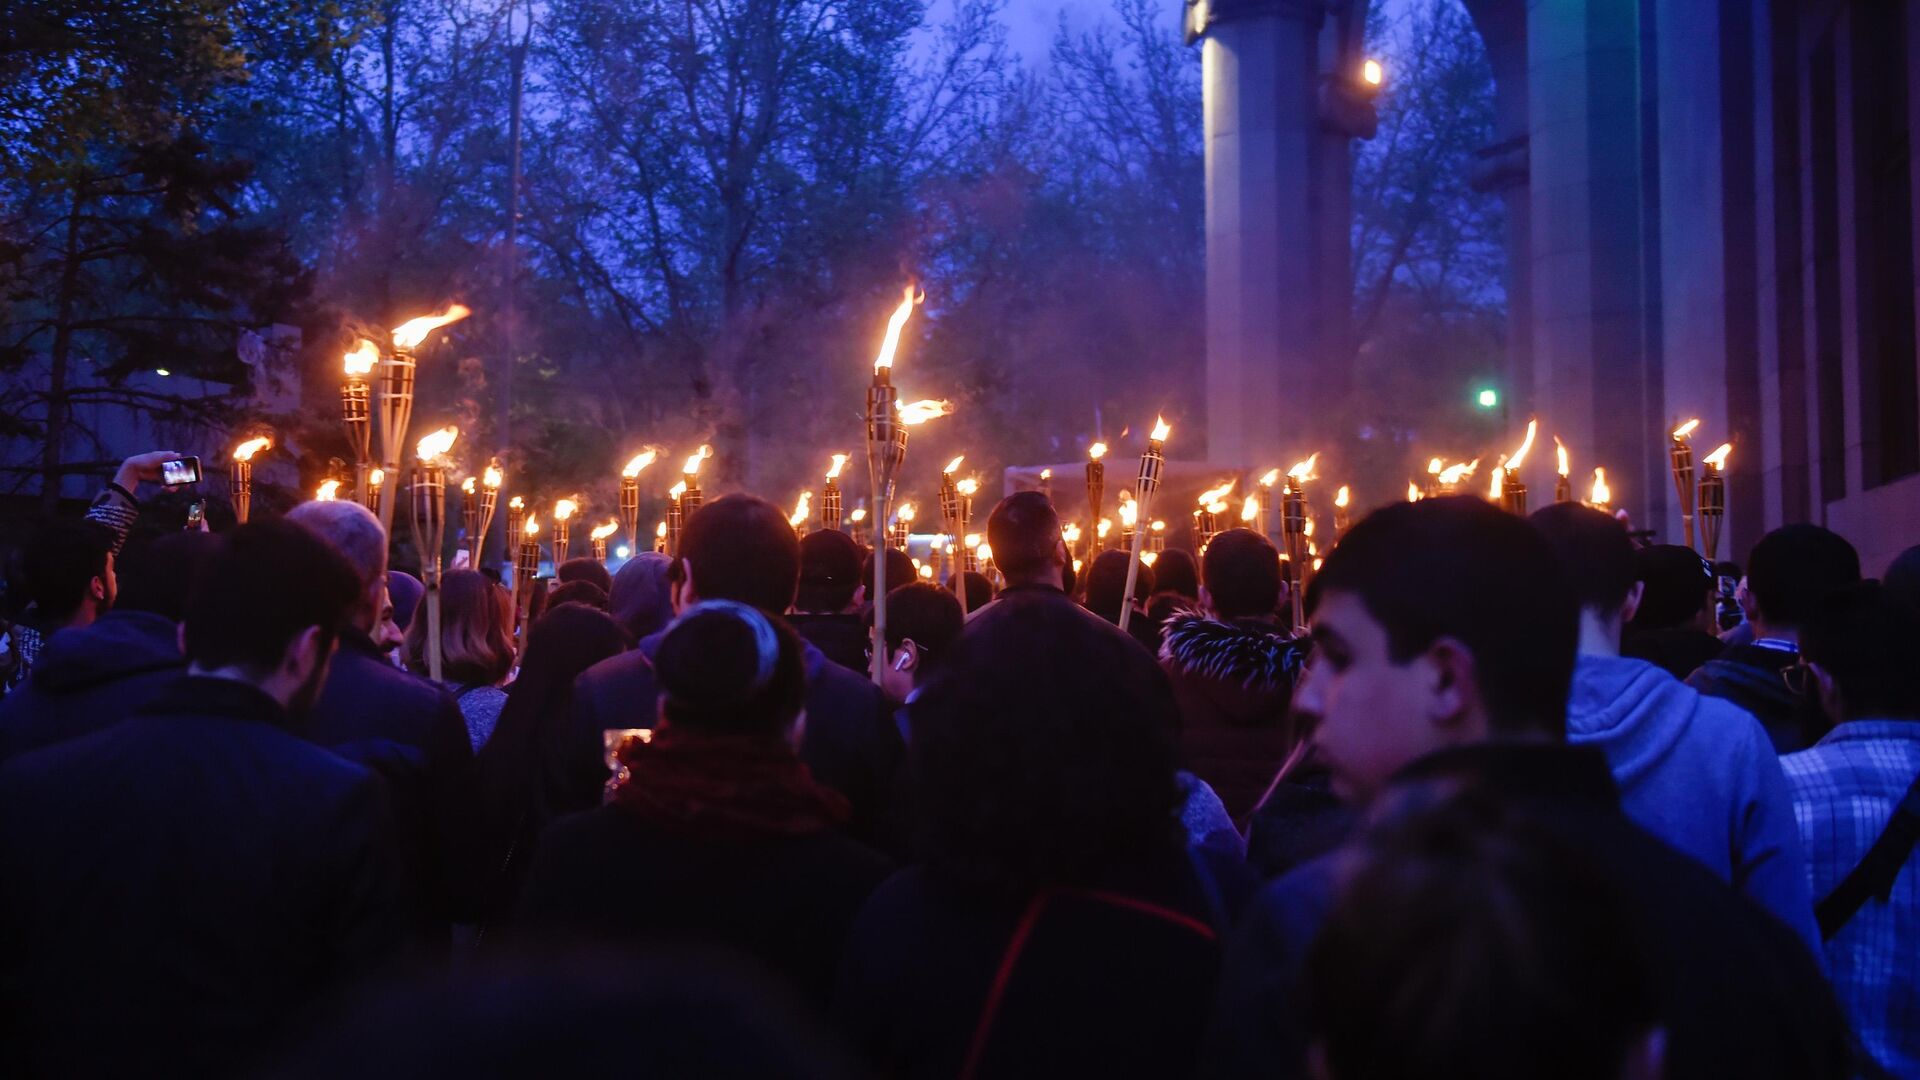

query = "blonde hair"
(406, 570), (514, 686)
(286, 500), (387, 586)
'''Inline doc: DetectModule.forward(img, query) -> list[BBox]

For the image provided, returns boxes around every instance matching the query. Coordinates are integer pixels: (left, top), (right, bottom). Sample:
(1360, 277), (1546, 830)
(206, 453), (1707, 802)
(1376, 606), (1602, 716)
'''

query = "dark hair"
(908, 591), (1181, 892)
(610, 552), (674, 640)
(1880, 544), (1920, 616)
(1528, 504), (1636, 614)
(19, 517), (115, 621)
(1152, 549), (1200, 601)
(870, 582), (964, 667)
(1307, 785), (1657, 1080)
(115, 531), (219, 622)
(1745, 524), (1860, 627)
(949, 569), (994, 610)
(556, 558), (614, 594)
(859, 547), (916, 603)
(654, 603), (807, 737)
(796, 530), (863, 613)
(546, 580), (609, 611)
(407, 570), (515, 686)
(985, 491), (1062, 579)
(680, 495), (800, 614)
(1629, 544), (1715, 630)
(1084, 549), (1153, 624)
(183, 521), (361, 673)
(1801, 582), (1920, 721)
(1202, 528), (1282, 620)
(485, 603), (633, 826)
(1308, 497), (1577, 739)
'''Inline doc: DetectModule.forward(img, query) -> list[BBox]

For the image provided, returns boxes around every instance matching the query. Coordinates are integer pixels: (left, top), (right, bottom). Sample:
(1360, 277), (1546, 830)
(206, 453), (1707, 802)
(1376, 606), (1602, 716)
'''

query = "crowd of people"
(0, 449), (1916, 1078)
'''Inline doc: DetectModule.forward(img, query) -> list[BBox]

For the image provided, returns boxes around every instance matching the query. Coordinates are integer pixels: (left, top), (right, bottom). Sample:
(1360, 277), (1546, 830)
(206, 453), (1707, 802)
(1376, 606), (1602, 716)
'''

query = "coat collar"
(139, 674), (289, 728)
(1393, 741), (1620, 810)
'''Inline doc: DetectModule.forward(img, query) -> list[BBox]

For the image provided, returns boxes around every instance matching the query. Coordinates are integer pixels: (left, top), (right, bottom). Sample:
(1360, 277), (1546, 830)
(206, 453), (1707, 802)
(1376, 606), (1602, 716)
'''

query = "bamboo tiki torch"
(1118, 418), (1170, 633)
(411, 425), (458, 682)
(1281, 453), (1319, 632)
(461, 477), (478, 557)
(1671, 419), (1701, 550)
(367, 469), (385, 519)
(552, 498), (578, 566)
(505, 496), (526, 551)
(515, 514), (541, 625)
(680, 445), (711, 522)
(1120, 490), (1140, 554)
(1590, 468), (1613, 513)
(230, 436), (270, 524)
(380, 304), (469, 535)
(1499, 419), (1538, 517)
(890, 503), (915, 552)
(939, 456), (964, 586)
(342, 339), (376, 507)
(1699, 443), (1731, 561)
(590, 519), (618, 563)
(850, 508), (869, 548)
(1258, 468), (1281, 547)
(667, 482), (687, 556)
(474, 460), (501, 568)
(654, 521), (667, 554)
(866, 285), (929, 685)
(1040, 468), (1054, 505)
(619, 449), (659, 557)
(1086, 442), (1108, 556)
(1150, 519), (1166, 554)
(1554, 438), (1573, 504)
(821, 454), (848, 531)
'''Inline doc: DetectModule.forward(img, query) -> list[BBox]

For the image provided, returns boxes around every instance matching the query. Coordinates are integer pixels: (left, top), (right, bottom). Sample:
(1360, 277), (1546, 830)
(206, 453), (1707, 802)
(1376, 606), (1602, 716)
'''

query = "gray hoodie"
(1568, 654), (1821, 956)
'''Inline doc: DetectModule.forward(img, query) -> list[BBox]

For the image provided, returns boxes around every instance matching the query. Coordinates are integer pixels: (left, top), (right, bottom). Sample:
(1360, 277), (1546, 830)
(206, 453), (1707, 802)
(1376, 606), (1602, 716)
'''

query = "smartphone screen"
(161, 457), (202, 486)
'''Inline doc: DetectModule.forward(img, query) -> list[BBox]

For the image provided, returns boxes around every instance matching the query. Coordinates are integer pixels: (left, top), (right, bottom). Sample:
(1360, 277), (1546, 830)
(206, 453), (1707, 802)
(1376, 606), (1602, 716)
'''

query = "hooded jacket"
(1570, 654), (1820, 953)
(1686, 643), (1822, 753)
(0, 610), (183, 764)
(1159, 612), (1309, 822)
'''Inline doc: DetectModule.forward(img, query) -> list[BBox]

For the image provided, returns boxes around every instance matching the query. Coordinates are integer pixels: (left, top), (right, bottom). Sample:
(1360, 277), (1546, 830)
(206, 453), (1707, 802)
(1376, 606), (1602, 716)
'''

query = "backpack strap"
(1816, 768), (1920, 941)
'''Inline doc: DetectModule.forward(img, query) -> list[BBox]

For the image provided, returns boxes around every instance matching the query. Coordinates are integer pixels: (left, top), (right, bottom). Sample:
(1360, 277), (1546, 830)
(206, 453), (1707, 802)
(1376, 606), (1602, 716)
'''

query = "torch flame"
(1673, 418), (1701, 440)
(1150, 417), (1172, 442)
(965, 533), (982, 550)
(874, 285), (923, 372)
(590, 519), (619, 542)
(622, 450), (659, 477)
(1305, 519), (1316, 538)
(415, 425), (459, 461)
(316, 479), (341, 501)
(231, 436), (271, 462)
(957, 478), (979, 497)
(370, 468), (386, 487)
(1591, 468), (1612, 506)
(826, 453), (848, 480)
(484, 462), (503, 489)
(1505, 419), (1539, 471)
(1088, 442), (1108, 461)
(524, 515), (540, 537)
(1437, 459), (1480, 485)
(1704, 443), (1732, 469)
(554, 498), (578, 522)
(1151, 520), (1165, 532)
(918, 564), (933, 580)
(508, 495), (523, 509)
(1240, 495), (1259, 523)
(1555, 437), (1570, 478)
(851, 508), (868, 523)
(682, 444), (712, 476)
(1097, 519), (1112, 538)
(897, 399), (952, 425)
(669, 481), (687, 500)
(462, 477), (476, 494)
(1062, 523), (1082, 544)
(944, 455), (965, 475)
(1041, 468), (1052, 481)
(1335, 485), (1351, 508)
(656, 521), (668, 538)
(343, 338), (379, 377)
(898, 503), (916, 523)
(1197, 481), (1236, 507)
(1120, 497), (1139, 527)
(1287, 453), (1320, 483)
(1408, 482), (1423, 502)
(391, 304), (471, 349)
(790, 491), (813, 527)
(1489, 465), (1505, 500)
(1258, 468), (1281, 488)
(1428, 458), (1444, 476)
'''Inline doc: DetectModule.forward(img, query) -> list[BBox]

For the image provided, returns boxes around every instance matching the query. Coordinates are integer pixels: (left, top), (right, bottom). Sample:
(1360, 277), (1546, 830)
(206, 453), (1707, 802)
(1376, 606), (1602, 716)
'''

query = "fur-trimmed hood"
(1158, 611), (1308, 692)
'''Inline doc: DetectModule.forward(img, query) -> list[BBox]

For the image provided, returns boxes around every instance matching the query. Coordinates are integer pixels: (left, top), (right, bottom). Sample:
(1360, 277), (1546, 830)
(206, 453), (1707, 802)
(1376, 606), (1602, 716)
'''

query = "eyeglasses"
(1782, 658), (1815, 696)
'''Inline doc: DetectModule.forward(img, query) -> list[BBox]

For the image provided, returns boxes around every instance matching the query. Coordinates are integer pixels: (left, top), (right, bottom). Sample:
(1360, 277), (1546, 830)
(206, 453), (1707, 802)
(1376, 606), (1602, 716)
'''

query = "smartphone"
(186, 500), (206, 528)
(161, 456), (202, 486)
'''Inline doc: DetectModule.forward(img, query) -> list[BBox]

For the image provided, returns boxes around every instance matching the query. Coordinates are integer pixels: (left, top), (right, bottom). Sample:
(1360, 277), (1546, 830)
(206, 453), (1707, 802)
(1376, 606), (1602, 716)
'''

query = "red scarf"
(613, 729), (851, 839)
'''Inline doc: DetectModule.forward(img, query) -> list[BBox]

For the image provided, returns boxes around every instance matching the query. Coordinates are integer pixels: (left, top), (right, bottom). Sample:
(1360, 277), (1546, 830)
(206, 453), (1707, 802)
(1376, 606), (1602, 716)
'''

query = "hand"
(113, 451), (184, 492)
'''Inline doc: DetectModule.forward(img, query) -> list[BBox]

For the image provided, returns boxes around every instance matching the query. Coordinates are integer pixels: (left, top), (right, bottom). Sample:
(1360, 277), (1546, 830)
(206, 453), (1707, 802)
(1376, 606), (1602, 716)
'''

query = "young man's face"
(1297, 590), (1468, 805)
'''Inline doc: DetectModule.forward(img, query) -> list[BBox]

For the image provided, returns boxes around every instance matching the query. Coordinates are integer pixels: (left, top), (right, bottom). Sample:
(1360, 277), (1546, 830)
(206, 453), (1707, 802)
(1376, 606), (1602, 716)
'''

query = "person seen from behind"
(406, 568), (515, 751)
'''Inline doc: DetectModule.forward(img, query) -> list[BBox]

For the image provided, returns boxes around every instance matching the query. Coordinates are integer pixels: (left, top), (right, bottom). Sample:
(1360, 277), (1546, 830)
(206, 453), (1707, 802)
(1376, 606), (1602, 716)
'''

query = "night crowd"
(2, 450), (1918, 1079)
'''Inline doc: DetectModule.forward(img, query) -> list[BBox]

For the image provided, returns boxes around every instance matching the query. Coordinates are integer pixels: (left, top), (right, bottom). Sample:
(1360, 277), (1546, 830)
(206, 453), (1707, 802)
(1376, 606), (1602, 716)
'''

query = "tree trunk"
(40, 187), (86, 511)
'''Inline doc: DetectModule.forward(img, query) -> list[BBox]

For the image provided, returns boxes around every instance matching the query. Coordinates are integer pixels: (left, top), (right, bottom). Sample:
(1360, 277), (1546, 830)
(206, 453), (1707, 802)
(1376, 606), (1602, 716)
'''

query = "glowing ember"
(790, 491), (812, 527)
(682, 445), (712, 476)
(316, 479), (341, 501)
(1150, 417), (1172, 442)
(1703, 443), (1733, 469)
(1673, 419), (1701, 440)
(1041, 468), (1052, 481)
(622, 450), (659, 477)
(343, 339), (379, 377)
(231, 436), (271, 462)
(1088, 442), (1108, 461)
(391, 304), (471, 349)
(590, 520), (619, 541)
(944, 455), (965, 475)
(897, 399), (952, 425)
(873, 285), (923, 372)
(1240, 495), (1259, 522)
(826, 453), (848, 480)
(554, 498), (578, 522)
(415, 425), (458, 461)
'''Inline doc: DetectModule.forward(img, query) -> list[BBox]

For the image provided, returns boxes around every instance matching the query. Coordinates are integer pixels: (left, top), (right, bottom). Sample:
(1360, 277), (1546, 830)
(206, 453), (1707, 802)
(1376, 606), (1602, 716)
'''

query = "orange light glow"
(316, 479), (341, 501)
(462, 477), (476, 494)
(1407, 482), (1422, 502)
(370, 468), (386, 488)
(1505, 419), (1539, 471)
(415, 426), (459, 461)
(391, 304), (471, 349)
(483, 462), (503, 489)
(622, 450), (659, 477)
(669, 481), (687, 500)
(790, 491), (812, 527)
(343, 339), (379, 377)
(508, 495), (523, 510)
(1240, 495), (1259, 522)
(524, 515), (541, 537)
(1437, 459), (1479, 485)
(826, 453), (849, 480)
(1150, 417), (1172, 442)
(1197, 481), (1236, 507)
(1088, 442), (1109, 462)
(957, 478), (979, 497)
(590, 520), (619, 541)
(1335, 485), (1351, 508)
(232, 436), (271, 463)
(1673, 419), (1701, 440)
(1427, 458), (1444, 476)
(1258, 468), (1281, 488)
(554, 498), (578, 522)
(898, 503), (916, 523)
(873, 285), (923, 372)
(897, 399), (952, 425)
(1555, 438), (1570, 478)
(1287, 453), (1320, 484)
(1591, 468), (1612, 506)
(1704, 443), (1733, 470)
(682, 445), (712, 476)
(851, 508), (868, 523)
(944, 455), (965, 475)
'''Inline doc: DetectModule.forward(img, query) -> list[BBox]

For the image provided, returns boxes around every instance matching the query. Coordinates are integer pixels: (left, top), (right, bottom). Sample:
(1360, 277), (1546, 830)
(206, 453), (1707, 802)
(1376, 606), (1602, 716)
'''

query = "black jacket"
(568, 629), (903, 841)
(1685, 643), (1823, 752)
(0, 610), (183, 764)
(1622, 625), (1725, 681)
(0, 676), (406, 1077)
(1159, 613), (1309, 821)
(306, 628), (479, 941)
(1205, 743), (1849, 1080)
(517, 807), (892, 1011)
(788, 612), (869, 676)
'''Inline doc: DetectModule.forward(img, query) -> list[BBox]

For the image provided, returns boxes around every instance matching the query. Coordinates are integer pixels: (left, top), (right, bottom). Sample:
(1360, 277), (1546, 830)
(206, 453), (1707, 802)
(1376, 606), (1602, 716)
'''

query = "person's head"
(1800, 582), (1920, 724)
(1528, 504), (1641, 653)
(674, 495), (800, 615)
(610, 552), (675, 640)
(1201, 528), (1282, 621)
(866, 582), (964, 703)
(18, 517), (117, 629)
(1744, 524), (1861, 633)
(485, 602), (632, 795)
(556, 558), (614, 594)
(1151, 548), (1200, 601)
(1307, 785), (1660, 1080)
(796, 530), (863, 614)
(1083, 549), (1153, 625)
(1299, 497), (1578, 805)
(546, 579), (610, 611)
(286, 499), (390, 633)
(1628, 544), (1716, 633)
(387, 570), (424, 633)
(182, 521), (361, 717)
(985, 491), (1067, 588)
(949, 570), (993, 611)
(113, 530), (218, 623)
(859, 547), (916, 603)
(908, 590), (1181, 892)
(1882, 544), (1920, 615)
(654, 602), (807, 739)
(406, 569), (513, 687)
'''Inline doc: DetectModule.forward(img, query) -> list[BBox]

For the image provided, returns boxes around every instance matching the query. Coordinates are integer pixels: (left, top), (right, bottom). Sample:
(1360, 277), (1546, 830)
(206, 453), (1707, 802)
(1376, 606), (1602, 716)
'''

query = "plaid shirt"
(1781, 720), (1920, 1079)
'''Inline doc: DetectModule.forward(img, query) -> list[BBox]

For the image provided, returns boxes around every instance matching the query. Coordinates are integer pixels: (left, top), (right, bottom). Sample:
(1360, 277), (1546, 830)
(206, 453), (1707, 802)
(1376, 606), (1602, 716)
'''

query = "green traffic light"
(1476, 388), (1499, 409)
